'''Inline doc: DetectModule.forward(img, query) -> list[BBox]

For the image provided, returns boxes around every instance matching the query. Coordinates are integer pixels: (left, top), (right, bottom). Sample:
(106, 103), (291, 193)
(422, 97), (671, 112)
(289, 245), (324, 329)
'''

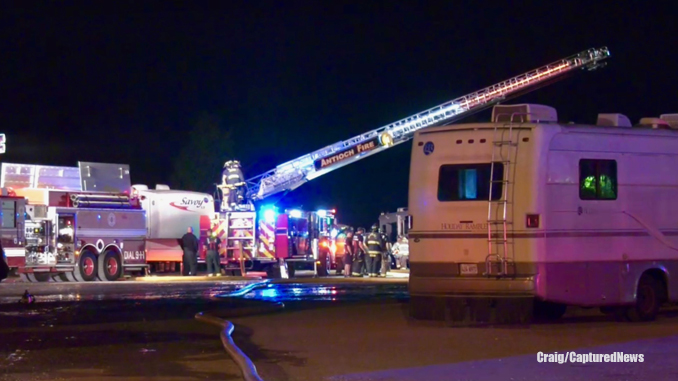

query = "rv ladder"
(486, 113), (525, 276)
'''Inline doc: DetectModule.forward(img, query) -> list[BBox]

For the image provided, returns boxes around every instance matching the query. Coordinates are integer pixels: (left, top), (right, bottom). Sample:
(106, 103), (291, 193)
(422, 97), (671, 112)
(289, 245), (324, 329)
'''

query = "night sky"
(3, 1), (676, 227)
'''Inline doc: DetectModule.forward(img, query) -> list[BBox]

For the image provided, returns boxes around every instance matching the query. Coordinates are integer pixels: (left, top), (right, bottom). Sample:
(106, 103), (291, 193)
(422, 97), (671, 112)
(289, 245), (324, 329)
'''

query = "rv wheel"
(626, 274), (661, 322)
(74, 251), (98, 282)
(533, 300), (567, 321)
(98, 250), (122, 282)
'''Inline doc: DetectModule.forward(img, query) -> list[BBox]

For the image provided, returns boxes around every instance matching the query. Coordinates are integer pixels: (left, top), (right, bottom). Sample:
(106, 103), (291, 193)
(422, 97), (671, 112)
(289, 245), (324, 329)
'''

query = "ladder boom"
(247, 47), (610, 201)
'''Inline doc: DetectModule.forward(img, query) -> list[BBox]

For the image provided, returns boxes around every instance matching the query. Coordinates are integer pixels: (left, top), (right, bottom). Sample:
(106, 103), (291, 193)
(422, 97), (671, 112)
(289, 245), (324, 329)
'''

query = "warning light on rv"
(289, 209), (303, 218)
(317, 210), (327, 218)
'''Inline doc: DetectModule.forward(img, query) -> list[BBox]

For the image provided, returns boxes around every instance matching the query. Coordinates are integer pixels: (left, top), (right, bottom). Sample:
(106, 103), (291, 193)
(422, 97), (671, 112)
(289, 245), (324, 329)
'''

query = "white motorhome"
(408, 103), (678, 324)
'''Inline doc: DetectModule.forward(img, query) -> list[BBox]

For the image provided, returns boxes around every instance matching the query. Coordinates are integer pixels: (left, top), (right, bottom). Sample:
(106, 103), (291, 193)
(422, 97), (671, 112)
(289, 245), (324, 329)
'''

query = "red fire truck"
(0, 188), (29, 274)
(18, 191), (148, 282)
(211, 206), (338, 277)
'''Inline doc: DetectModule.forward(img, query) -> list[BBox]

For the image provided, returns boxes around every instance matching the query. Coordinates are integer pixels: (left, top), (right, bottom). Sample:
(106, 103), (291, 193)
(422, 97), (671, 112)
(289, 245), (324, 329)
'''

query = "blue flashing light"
(260, 204), (277, 224)
(317, 209), (327, 218)
(289, 209), (302, 218)
(97, 214), (101, 220)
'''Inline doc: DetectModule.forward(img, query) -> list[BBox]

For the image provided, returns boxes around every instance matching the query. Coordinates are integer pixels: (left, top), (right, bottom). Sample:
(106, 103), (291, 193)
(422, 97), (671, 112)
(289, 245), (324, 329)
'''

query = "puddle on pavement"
(219, 283), (409, 302)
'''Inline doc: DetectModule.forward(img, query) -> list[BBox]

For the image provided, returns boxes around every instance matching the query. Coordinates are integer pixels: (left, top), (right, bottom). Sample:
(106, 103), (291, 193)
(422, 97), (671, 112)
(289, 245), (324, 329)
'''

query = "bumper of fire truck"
(219, 256), (277, 270)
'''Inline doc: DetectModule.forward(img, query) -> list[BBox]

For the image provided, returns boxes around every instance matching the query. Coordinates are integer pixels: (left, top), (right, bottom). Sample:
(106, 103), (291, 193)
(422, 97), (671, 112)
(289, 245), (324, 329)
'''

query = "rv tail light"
(526, 214), (540, 228)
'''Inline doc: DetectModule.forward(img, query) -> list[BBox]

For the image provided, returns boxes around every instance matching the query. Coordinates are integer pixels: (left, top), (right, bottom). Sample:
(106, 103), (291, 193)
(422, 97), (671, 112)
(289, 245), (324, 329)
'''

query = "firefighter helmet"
(371, 223), (379, 232)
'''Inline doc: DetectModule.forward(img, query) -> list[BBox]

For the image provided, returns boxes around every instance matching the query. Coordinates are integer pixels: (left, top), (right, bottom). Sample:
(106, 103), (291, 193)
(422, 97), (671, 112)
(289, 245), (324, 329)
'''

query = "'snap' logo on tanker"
(170, 197), (210, 212)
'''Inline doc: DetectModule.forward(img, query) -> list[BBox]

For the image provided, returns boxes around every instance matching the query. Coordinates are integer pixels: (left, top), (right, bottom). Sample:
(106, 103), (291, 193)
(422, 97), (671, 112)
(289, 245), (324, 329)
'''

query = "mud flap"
(410, 295), (534, 326)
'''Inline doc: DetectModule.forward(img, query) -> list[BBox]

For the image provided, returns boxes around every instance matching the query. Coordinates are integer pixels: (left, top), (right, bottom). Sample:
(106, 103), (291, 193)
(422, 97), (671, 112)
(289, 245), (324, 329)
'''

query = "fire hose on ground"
(196, 281), (283, 381)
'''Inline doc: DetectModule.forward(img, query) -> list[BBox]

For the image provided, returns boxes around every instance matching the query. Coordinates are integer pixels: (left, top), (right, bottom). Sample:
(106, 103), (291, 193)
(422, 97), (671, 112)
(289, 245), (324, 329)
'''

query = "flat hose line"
(196, 281), (283, 381)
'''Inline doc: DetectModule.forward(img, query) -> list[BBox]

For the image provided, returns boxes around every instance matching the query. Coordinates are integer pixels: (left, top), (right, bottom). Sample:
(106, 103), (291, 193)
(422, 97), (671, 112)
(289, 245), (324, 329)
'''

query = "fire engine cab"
(0, 188), (28, 273)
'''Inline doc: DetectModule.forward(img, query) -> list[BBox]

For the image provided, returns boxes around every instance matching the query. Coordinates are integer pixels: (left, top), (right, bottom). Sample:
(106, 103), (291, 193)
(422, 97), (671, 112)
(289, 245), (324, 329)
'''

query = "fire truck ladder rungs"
(247, 47), (610, 202)
(486, 113), (526, 277)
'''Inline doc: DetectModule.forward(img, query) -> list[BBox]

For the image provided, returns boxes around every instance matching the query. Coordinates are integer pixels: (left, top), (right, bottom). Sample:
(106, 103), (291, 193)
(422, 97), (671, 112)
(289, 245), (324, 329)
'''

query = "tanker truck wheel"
(98, 250), (122, 282)
(74, 251), (98, 282)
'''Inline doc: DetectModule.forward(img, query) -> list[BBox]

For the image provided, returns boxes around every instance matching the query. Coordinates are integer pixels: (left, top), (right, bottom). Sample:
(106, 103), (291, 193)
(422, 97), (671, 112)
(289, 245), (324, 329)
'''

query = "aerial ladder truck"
(215, 47), (611, 278)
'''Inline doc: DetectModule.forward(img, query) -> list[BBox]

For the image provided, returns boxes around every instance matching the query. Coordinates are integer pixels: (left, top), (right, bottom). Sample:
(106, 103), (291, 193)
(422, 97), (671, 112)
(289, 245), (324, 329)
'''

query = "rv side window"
(1, 200), (16, 228)
(437, 163), (503, 202)
(579, 159), (617, 200)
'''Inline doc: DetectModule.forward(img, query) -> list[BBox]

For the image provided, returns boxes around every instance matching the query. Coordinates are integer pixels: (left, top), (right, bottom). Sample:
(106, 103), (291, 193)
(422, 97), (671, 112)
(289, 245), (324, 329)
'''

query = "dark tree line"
(171, 113), (234, 194)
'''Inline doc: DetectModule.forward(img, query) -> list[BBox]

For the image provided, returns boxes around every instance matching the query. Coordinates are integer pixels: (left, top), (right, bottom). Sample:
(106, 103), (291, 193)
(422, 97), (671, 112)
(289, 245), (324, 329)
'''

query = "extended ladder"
(245, 47), (610, 202)
(486, 114), (524, 276)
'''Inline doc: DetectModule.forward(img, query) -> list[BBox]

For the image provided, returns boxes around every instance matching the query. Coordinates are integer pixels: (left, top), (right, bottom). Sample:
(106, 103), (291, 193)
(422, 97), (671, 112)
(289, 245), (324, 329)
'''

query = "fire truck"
(212, 206), (338, 277)
(379, 207), (411, 243)
(19, 191), (147, 282)
(0, 188), (28, 274)
(215, 47), (611, 279)
(3, 162), (218, 281)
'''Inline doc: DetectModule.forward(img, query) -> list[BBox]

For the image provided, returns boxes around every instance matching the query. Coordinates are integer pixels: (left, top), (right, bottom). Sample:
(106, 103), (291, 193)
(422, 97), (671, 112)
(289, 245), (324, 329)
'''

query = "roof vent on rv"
(492, 104), (558, 123)
(637, 117), (671, 129)
(155, 184), (170, 190)
(659, 114), (678, 129)
(596, 113), (632, 127)
(131, 184), (149, 191)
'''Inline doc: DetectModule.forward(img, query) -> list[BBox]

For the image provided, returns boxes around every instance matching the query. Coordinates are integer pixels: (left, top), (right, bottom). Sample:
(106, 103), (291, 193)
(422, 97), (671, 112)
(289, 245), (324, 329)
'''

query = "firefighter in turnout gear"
(366, 224), (384, 277)
(351, 227), (367, 277)
(221, 160), (246, 210)
(379, 226), (391, 277)
(204, 229), (222, 277)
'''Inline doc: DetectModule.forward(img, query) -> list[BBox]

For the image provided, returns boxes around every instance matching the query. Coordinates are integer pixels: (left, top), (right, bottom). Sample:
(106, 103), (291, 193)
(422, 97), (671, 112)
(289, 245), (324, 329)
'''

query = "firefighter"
(181, 226), (199, 276)
(379, 226), (392, 277)
(366, 224), (384, 277)
(333, 227), (347, 276)
(351, 227), (367, 277)
(204, 229), (222, 277)
(221, 160), (246, 210)
(342, 228), (354, 278)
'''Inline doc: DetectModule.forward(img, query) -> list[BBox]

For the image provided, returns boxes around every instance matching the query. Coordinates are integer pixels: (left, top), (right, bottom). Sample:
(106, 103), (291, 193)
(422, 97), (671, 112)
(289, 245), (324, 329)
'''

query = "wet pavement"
(1, 278), (678, 380)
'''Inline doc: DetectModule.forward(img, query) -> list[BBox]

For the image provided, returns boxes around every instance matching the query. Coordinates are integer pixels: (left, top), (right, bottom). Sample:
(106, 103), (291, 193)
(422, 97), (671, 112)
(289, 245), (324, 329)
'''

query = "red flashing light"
(526, 214), (540, 229)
